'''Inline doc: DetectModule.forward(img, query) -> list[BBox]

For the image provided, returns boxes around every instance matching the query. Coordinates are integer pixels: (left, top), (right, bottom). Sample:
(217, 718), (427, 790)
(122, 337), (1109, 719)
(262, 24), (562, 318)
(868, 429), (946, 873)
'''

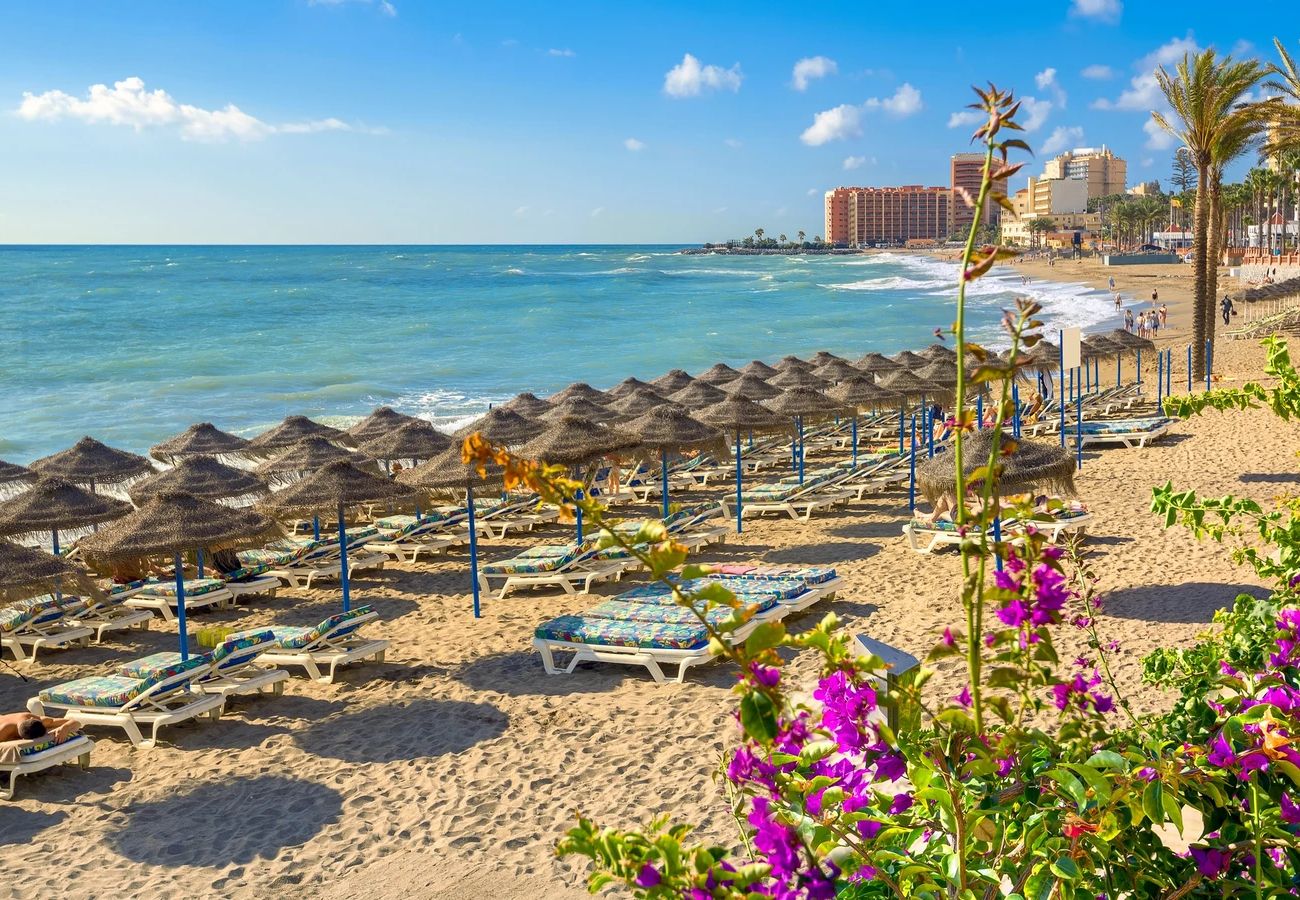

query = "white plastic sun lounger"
(0, 598), (95, 663)
(229, 607), (387, 684)
(60, 593), (153, 643)
(117, 629), (288, 700)
(30, 659), (225, 748)
(478, 542), (631, 600)
(124, 579), (235, 622)
(0, 733), (94, 800)
(1075, 418), (1174, 450)
(726, 477), (854, 522)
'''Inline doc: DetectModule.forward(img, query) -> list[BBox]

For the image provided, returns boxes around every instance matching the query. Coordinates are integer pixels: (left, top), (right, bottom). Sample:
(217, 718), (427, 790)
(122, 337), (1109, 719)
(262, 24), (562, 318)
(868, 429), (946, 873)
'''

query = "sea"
(0, 245), (1121, 463)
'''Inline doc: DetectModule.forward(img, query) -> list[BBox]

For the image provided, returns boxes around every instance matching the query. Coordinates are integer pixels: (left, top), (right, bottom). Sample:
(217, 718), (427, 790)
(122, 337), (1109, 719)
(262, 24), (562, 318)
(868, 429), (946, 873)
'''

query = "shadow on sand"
(293, 698), (508, 763)
(1102, 581), (1268, 624)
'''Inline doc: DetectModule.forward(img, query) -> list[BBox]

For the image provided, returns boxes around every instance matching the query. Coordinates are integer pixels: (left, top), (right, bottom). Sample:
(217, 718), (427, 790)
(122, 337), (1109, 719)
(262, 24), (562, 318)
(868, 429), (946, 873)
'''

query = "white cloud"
(1141, 157), (1154, 166)
(1041, 125), (1084, 155)
(713, 206), (728, 214)
(791, 56), (837, 91)
(590, 207), (604, 218)
(807, 188), (820, 196)
(1081, 64), (1114, 80)
(1020, 96), (1053, 132)
(1231, 39), (1254, 57)
(623, 137), (645, 151)
(663, 53), (743, 98)
(1070, 0), (1121, 23)
(513, 206), (530, 217)
(1143, 117), (1175, 150)
(309, 0), (396, 15)
(1092, 34), (1199, 111)
(800, 103), (863, 145)
(548, 48), (575, 57)
(843, 155), (868, 170)
(947, 109), (983, 129)
(16, 76), (376, 142)
(1035, 67), (1067, 107)
(864, 83), (923, 117)
(723, 137), (743, 148)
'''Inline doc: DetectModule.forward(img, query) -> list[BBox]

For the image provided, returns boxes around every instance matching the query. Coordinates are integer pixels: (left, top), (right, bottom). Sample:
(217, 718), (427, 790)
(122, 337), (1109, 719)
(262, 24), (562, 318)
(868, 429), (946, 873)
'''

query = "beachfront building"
(1041, 146), (1127, 200)
(823, 186), (952, 247)
(1128, 181), (1161, 197)
(950, 153), (1008, 236)
(1000, 176), (1096, 247)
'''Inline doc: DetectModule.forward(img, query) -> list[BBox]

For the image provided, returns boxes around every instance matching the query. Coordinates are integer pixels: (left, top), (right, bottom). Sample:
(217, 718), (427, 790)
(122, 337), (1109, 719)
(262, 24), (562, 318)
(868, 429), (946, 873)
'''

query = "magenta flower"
(1189, 846), (1232, 879)
(954, 685), (973, 708)
(1281, 792), (1300, 824)
(1136, 767), (1158, 782)
(941, 627), (957, 648)
(995, 754), (1016, 776)
(889, 792), (914, 815)
(747, 662), (781, 688)
(634, 864), (662, 888)
(1206, 732), (1237, 770)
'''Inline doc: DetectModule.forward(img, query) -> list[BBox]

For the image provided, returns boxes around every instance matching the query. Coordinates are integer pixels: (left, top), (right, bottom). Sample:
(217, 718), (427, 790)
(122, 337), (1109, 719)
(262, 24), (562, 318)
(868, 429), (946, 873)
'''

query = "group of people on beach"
(1111, 277), (1169, 339)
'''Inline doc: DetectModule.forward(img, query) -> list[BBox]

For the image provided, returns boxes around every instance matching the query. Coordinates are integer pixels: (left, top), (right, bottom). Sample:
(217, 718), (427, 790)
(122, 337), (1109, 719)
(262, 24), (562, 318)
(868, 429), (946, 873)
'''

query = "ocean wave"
(503, 267), (526, 275)
(819, 276), (949, 291)
(625, 254), (654, 262)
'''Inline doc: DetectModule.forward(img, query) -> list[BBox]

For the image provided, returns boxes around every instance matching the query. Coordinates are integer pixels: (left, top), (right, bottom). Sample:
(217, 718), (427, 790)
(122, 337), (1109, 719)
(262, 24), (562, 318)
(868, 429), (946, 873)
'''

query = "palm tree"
(1153, 49), (1270, 376)
(754, 228), (765, 243)
(778, 233), (787, 246)
(1206, 118), (1267, 344)
(797, 230), (806, 245)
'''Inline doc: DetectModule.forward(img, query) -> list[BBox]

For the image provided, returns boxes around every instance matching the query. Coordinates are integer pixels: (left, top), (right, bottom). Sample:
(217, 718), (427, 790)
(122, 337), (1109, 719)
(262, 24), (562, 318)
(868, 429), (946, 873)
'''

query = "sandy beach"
(1, 304), (1295, 899)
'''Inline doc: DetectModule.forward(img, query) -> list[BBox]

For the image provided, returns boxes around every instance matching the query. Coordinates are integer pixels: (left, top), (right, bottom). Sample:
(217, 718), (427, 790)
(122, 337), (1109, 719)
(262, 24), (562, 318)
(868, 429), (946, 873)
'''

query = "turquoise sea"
(0, 245), (1121, 463)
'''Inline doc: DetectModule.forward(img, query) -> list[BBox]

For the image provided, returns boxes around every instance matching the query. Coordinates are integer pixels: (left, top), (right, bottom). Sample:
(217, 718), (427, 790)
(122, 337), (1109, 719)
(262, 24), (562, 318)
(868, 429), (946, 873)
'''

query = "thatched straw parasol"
(358, 420), (452, 462)
(540, 397), (624, 423)
(550, 382), (615, 406)
(81, 491), (280, 658)
(808, 350), (847, 367)
(915, 360), (961, 387)
(739, 360), (780, 378)
(397, 447), (506, 618)
(1083, 334), (1124, 355)
(891, 349), (928, 368)
(696, 396), (793, 533)
(517, 416), (639, 467)
(1020, 340), (1063, 372)
(669, 380), (730, 410)
(150, 423), (254, 463)
(609, 387), (670, 418)
(814, 359), (862, 383)
(259, 461), (417, 612)
(499, 392), (554, 418)
(650, 369), (695, 394)
(695, 362), (743, 385)
(257, 436), (376, 482)
(625, 406), (724, 517)
(856, 352), (902, 374)
(723, 373), (780, 402)
(130, 456), (269, 506)
(1107, 329), (1155, 352)
(0, 460), (35, 500)
(764, 388), (847, 485)
(828, 375), (899, 410)
(916, 430), (1076, 504)
(0, 540), (102, 606)
(769, 368), (830, 391)
(453, 408), (544, 446)
(919, 343), (957, 360)
(29, 436), (154, 490)
(347, 406), (420, 443)
(0, 477), (132, 550)
(877, 369), (941, 400)
(248, 415), (352, 451)
(774, 355), (814, 373)
(608, 377), (655, 398)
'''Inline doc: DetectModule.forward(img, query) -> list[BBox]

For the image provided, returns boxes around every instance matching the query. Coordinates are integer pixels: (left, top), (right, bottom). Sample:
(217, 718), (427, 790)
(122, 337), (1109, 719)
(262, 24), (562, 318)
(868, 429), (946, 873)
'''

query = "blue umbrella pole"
(926, 407), (935, 458)
(1116, 353), (1121, 388)
(907, 414), (917, 512)
(851, 415), (858, 468)
(312, 516), (321, 541)
(661, 451), (670, 520)
(734, 431), (743, 534)
(897, 402), (904, 453)
(337, 502), (351, 613)
(468, 484), (481, 618)
(1076, 395), (1083, 470)
(993, 518), (1003, 572)
(797, 417), (805, 485)
(1094, 357), (1100, 393)
(1157, 352), (1164, 407)
(197, 547), (205, 579)
(174, 551), (189, 661)
(1166, 348), (1172, 397)
(51, 529), (61, 602)
(1058, 333), (1066, 448)
(976, 393), (983, 430)
(575, 488), (584, 543)
(1012, 383), (1021, 438)
(1136, 348), (1142, 386)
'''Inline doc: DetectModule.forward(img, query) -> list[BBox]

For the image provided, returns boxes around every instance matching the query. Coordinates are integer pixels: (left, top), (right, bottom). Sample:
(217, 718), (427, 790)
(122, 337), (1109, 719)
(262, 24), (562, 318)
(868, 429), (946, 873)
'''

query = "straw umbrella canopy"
(248, 415), (352, 452)
(0, 541), (101, 606)
(739, 360), (780, 378)
(892, 349), (928, 368)
(829, 375), (899, 411)
(398, 446), (507, 618)
(769, 368), (830, 391)
(540, 397), (624, 423)
(129, 456), (269, 506)
(0, 477), (132, 551)
(80, 491), (279, 659)
(259, 461), (417, 612)
(695, 362), (743, 385)
(609, 387), (670, 418)
(916, 430), (1076, 505)
(877, 369), (941, 400)
(150, 423), (254, 463)
(257, 436), (377, 482)
(765, 388), (848, 484)
(453, 408), (544, 446)
(0, 460), (35, 500)
(608, 377), (655, 398)
(650, 369), (695, 394)
(723, 373), (780, 402)
(499, 392), (554, 418)
(808, 350), (847, 367)
(1083, 334), (1124, 355)
(358, 420), (452, 464)
(1020, 340), (1063, 372)
(774, 355), (814, 373)
(550, 382), (615, 406)
(814, 359), (862, 383)
(625, 406), (725, 518)
(347, 406), (420, 443)
(668, 380), (730, 410)
(856, 352), (903, 374)
(29, 436), (153, 491)
(696, 397), (794, 533)
(920, 343), (957, 361)
(915, 360), (961, 387)
(1107, 329), (1155, 352)
(517, 416), (639, 467)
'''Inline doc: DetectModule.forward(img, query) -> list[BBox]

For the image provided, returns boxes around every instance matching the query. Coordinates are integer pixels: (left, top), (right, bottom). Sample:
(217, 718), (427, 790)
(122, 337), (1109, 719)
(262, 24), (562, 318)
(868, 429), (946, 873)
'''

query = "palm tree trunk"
(1206, 174), (1225, 349)
(1192, 162), (1210, 377)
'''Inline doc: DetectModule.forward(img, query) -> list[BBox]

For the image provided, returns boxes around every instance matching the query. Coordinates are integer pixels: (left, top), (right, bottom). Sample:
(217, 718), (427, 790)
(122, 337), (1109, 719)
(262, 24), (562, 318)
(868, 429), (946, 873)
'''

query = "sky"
(0, 0), (1289, 244)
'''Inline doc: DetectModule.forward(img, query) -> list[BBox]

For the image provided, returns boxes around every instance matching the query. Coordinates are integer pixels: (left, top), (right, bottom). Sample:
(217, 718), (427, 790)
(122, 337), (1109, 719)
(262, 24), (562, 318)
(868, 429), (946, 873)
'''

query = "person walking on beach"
(1149, 311), (1159, 339)
(1114, 292), (1122, 312)
(1221, 295), (1235, 325)
(1108, 276), (1116, 291)
(1124, 308), (1134, 332)
(1159, 303), (1168, 327)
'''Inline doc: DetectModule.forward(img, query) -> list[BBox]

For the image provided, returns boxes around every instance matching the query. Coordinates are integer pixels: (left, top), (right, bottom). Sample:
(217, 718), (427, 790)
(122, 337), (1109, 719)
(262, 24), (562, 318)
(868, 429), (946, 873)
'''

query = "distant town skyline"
(0, 0), (1285, 243)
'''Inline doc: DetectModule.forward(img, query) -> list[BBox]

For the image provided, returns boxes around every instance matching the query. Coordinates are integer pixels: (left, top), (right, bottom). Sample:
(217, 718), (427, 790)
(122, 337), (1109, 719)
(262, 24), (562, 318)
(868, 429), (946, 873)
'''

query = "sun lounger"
(57, 590), (153, 642)
(1074, 416), (1175, 449)
(0, 730), (93, 800)
(903, 502), (1092, 554)
(118, 629), (288, 699)
(607, 502), (729, 551)
(29, 656), (224, 748)
(725, 471), (854, 522)
(0, 596), (95, 663)
(533, 567), (842, 682)
(477, 541), (629, 599)
(228, 606), (387, 684)
(369, 511), (470, 563)
(124, 577), (235, 622)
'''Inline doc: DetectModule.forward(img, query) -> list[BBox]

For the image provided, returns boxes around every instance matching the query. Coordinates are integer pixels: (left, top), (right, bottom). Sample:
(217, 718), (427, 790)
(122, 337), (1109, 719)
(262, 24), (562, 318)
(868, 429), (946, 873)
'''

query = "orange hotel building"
(824, 185), (952, 247)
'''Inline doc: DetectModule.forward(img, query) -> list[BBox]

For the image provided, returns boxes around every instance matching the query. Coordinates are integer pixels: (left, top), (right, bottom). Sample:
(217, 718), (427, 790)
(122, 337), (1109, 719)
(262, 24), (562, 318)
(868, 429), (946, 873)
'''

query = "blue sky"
(0, 0), (1285, 243)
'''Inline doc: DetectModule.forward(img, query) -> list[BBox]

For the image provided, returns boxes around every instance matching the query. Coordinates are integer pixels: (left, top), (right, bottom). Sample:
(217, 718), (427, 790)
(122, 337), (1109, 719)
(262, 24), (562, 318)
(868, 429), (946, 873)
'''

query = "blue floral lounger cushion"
(535, 615), (708, 651)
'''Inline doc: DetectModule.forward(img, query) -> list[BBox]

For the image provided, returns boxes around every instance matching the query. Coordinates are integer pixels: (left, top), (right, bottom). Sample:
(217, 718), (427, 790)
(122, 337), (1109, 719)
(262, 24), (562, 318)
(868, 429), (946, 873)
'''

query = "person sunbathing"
(0, 712), (79, 743)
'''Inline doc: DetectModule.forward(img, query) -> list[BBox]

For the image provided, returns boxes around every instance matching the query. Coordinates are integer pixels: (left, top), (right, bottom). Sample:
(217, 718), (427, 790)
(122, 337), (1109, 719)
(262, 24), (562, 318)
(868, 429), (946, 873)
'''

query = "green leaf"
(1142, 780), (1164, 826)
(1065, 763), (1112, 806)
(1049, 856), (1080, 880)
(739, 691), (777, 742)
(1085, 750), (1127, 770)
(744, 621), (786, 654)
(1047, 768), (1087, 809)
